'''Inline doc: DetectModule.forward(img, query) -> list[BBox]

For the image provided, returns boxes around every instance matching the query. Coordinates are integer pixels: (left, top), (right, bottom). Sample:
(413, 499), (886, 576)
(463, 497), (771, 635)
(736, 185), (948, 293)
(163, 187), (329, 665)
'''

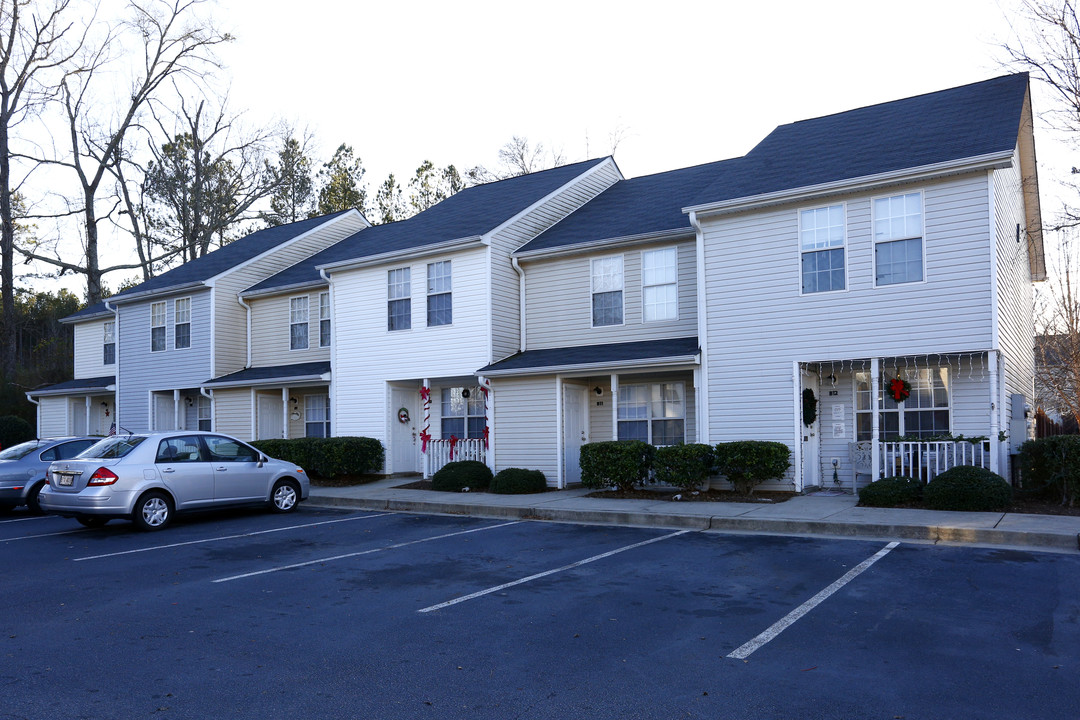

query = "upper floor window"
(150, 302), (166, 352)
(874, 192), (923, 286)
(290, 296), (309, 350)
(591, 256), (623, 327)
(319, 292), (331, 347)
(388, 268), (411, 331)
(103, 321), (115, 365)
(427, 261), (452, 326)
(174, 297), (191, 349)
(617, 382), (685, 446)
(441, 387), (485, 439)
(800, 204), (846, 293)
(642, 248), (678, 322)
(305, 394), (331, 438)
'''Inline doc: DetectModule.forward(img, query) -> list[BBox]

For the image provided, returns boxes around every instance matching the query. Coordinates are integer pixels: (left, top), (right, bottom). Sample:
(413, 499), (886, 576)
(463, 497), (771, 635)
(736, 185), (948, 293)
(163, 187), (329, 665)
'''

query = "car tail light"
(87, 467), (119, 486)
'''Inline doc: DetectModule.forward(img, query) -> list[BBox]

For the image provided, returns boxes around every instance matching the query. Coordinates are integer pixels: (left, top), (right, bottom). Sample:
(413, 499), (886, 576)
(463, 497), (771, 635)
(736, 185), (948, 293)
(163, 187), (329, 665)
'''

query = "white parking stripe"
(727, 541), (900, 660)
(417, 529), (694, 614)
(3, 529), (88, 541)
(0, 515), (53, 524)
(213, 520), (523, 583)
(73, 513), (394, 561)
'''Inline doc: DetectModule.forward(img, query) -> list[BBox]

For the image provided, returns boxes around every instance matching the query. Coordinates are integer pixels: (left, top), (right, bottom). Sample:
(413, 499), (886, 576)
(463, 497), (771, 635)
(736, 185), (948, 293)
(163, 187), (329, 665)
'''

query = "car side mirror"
(257, 455), (267, 467)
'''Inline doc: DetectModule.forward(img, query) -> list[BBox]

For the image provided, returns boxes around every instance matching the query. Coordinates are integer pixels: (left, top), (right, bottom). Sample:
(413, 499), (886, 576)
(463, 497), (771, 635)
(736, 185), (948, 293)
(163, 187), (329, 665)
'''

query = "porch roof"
(478, 337), (699, 376)
(204, 361), (331, 388)
(28, 375), (115, 397)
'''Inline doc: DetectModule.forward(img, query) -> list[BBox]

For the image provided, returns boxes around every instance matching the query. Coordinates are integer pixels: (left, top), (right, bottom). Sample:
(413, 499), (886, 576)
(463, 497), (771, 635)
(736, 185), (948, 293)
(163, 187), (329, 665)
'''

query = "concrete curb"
(308, 496), (1080, 551)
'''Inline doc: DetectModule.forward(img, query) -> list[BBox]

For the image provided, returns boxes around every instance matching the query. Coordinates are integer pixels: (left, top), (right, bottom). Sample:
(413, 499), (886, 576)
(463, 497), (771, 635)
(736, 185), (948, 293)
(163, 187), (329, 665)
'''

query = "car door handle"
(215, 466), (228, 471)
(162, 468), (175, 473)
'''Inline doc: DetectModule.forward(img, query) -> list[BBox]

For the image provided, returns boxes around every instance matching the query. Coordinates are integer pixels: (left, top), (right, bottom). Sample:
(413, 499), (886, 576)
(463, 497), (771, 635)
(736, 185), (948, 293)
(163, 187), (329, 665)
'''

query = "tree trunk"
(0, 121), (16, 380)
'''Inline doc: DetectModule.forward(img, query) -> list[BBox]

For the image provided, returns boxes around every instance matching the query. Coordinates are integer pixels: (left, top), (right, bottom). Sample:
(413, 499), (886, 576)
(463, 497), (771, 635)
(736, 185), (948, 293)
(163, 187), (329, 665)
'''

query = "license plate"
(58, 475), (73, 486)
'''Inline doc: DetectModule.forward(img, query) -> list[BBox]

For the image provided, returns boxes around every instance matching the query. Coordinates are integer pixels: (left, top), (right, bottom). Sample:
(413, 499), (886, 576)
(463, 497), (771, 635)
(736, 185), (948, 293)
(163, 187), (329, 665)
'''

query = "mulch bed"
(309, 474), (385, 487)
(584, 488), (793, 503)
(856, 493), (1080, 516)
(393, 480), (556, 494)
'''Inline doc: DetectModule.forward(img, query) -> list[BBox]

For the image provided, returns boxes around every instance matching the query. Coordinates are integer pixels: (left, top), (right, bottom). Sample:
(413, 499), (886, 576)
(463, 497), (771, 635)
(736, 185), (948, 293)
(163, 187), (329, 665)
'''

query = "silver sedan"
(0, 437), (98, 513)
(39, 431), (309, 530)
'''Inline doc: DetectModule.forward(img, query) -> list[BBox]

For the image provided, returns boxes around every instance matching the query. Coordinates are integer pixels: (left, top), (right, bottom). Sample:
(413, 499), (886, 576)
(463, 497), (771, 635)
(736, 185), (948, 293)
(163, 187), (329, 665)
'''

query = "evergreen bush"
(858, 476), (923, 507)
(579, 441), (655, 491)
(653, 443), (716, 491)
(491, 468), (547, 494)
(923, 465), (1012, 511)
(714, 440), (791, 495)
(1016, 436), (1080, 505)
(431, 460), (493, 491)
(0, 415), (33, 449)
(251, 436), (384, 479)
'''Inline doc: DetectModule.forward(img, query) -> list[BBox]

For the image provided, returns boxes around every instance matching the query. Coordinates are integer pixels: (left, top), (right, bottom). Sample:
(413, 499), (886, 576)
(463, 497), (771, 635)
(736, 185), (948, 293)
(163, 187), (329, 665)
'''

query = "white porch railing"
(427, 438), (487, 476)
(881, 440), (991, 481)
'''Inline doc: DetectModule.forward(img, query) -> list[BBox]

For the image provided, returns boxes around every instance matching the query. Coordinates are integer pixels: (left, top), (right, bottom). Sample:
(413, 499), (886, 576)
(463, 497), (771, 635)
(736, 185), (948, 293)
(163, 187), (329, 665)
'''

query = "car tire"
(26, 481), (46, 515)
(76, 516), (109, 528)
(269, 478), (300, 513)
(132, 491), (173, 531)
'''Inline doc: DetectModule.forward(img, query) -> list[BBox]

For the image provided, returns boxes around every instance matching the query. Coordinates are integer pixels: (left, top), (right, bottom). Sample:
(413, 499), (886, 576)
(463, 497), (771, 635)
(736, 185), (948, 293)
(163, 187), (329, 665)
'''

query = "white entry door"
(154, 394), (176, 431)
(257, 394), (284, 440)
(390, 388), (419, 474)
(801, 373), (820, 488)
(563, 385), (588, 486)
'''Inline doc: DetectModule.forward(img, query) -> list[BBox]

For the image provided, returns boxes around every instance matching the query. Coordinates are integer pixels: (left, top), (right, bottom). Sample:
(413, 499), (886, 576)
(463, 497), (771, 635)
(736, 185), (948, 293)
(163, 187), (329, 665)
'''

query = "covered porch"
(797, 351), (1004, 492)
(201, 361), (332, 441)
(27, 376), (116, 437)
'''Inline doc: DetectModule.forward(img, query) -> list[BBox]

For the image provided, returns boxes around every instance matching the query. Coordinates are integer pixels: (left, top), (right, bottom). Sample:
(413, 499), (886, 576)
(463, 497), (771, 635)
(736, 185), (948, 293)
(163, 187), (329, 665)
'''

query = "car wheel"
(269, 479), (300, 513)
(132, 491), (173, 531)
(26, 481), (46, 515)
(76, 516), (109, 528)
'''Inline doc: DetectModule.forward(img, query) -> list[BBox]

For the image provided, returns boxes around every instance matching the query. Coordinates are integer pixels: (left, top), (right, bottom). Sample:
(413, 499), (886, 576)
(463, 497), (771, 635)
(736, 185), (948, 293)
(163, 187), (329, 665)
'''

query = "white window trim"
(387, 267), (412, 333)
(103, 320), (116, 365)
(853, 367), (952, 440)
(591, 254), (625, 328)
(318, 291), (330, 348)
(150, 301), (167, 353)
(871, 190), (927, 289)
(289, 295), (309, 351)
(304, 393), (331, 437)
(797, 202), (849, 297)
(426, 260), (453, 328)
(173, 296), (192, 351)
(616, 381), (686, 446)
(640, 247), (680, 323)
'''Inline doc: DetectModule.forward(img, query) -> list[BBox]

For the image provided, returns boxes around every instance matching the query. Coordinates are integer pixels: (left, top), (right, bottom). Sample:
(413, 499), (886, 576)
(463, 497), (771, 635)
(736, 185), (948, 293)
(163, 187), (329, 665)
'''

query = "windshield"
(0, 440), (49, 460)
(77, 435), (147, 459)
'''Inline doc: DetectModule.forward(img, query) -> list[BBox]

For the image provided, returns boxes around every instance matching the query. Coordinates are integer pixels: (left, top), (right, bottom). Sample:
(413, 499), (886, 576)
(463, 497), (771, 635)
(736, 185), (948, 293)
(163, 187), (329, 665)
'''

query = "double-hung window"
(319, 292), (331, 347)
(304, 394), (331, 437)
(591, 256), (623, 326)
(103, 321), (115, 365)
(617, 382), (685, 445)
(874, 192), (923, 286)
(427, 261), (452, 326)
(800, 204), (845, 293)
(290, 296), (309, 350)
(174, 297), (191, 349)
(855, 367), (950, 440)
(441, 387), (485, 439)
(197, 395), (212, 431)
(388, 268), (411, 331)
(150, 302), (166, 352)
(642, 248), (678, 321)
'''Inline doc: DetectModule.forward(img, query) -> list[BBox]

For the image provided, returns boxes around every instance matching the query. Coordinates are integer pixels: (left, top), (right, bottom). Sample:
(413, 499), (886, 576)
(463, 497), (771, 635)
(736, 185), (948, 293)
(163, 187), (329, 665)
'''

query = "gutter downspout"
(320, 268), (335, 439)
(105, 300), (120, 431)
(25, 394), (39, 438)
(237, 295), (252, 368)
(511, 257), (526, 352)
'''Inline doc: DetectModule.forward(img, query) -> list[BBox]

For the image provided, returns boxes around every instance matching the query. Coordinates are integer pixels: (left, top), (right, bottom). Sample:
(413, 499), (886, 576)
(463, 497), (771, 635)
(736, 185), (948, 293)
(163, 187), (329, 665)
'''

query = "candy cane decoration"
(419, 385), (431, 454)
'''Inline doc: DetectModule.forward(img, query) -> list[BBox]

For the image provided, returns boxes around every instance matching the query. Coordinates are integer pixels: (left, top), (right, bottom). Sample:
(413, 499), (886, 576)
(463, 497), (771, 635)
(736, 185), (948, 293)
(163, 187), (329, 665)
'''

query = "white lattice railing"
(881, 441), (991, 481)
(427, 438), (487, 476)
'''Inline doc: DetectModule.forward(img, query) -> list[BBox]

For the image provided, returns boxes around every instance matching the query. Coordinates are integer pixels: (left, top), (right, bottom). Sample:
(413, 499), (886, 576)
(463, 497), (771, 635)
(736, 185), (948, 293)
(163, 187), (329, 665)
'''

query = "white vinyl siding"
(150, 302), (166, 352)
(248, 292), (331, 367)
(490, 375), (560, 485)
(73, 319), (115, 379)
(208, 389), (251, 440)
(290, 296), (309, 350)
(37, 396), (68, 437)
(642, 248), (678, 322)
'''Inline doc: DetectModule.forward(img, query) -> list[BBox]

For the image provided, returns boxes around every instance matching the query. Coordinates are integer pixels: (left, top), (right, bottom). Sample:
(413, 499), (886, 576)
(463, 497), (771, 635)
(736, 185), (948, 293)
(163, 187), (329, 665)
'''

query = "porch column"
(555, 375), (564, 489)
(249, 388), (256, 440)
(84, 396), (91, 435)
(281, 387), (290, 440)
(989, 350), (1000, 475)
(480, 376), (494, 473)
(173, 389), (180, 431)
(792, 362), (802, 491)
(422, 378), (431, 480)
(871, 358), (880, 480)
(610, 374), (619, 441)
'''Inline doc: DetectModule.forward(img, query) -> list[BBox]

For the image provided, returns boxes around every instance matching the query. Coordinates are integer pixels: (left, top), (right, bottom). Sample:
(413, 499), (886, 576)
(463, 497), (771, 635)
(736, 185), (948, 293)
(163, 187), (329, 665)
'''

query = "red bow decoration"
(419, 430), (431, 453)
(448, 434), (459, 460)
(482, 425), (490, 449)
(889, 376), (910, 402)
(419, 386), (430, 402)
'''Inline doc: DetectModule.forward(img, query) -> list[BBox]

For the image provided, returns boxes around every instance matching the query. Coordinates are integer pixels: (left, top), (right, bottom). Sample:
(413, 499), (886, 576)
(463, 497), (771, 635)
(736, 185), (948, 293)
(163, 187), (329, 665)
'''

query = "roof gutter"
(683, 150), (1016, 218)
(239, 279), (328, 300)
(318, 236), (486, 275)
(103, 280), (208, 306)
(203, 371), (331, 390)
(480, 353), (701, 378)
(513, 227), (694, 260)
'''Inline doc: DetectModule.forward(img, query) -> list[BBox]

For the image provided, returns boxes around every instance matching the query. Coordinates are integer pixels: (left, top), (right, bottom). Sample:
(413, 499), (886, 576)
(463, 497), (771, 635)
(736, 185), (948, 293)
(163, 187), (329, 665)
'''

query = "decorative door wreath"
(397, 407), (411, 424)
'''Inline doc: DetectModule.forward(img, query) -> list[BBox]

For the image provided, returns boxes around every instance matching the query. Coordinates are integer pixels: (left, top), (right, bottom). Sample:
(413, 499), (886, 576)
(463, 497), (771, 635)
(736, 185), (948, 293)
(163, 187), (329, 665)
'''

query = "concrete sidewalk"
(308, 478), (1080, 552)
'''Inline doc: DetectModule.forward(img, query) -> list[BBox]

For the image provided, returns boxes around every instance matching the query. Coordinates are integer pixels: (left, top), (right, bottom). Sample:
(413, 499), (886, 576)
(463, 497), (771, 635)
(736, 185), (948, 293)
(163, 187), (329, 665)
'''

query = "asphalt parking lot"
(3, 506), (1079, 719)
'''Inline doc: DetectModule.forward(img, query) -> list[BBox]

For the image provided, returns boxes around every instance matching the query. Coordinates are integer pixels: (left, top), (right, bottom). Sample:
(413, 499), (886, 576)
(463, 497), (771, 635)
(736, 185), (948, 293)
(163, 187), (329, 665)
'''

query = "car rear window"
(78, 436), (147, 459)
(0, 440), (48, 460)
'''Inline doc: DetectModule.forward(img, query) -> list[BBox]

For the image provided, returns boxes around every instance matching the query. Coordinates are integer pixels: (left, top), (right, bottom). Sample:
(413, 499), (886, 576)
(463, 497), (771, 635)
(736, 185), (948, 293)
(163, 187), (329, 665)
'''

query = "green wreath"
(802, 388), (818, 427)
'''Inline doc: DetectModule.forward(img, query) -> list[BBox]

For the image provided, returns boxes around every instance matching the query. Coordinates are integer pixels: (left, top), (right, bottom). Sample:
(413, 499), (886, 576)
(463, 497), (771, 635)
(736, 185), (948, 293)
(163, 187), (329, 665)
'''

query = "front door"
(257, 394), (283, 440)
(563, 385), (588, 486)
(801, 372), (820, 488)
(390, 388), (419, 474)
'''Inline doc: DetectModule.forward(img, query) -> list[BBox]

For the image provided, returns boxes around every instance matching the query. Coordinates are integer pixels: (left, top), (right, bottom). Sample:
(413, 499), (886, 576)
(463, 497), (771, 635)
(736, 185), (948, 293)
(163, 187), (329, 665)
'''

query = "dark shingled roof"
(245, 158), (611, 294)
(204, 361), (331, 386)
(479, 337), (699, 375)
(29, 375), (115, 396)
(63, 211), (358, 322)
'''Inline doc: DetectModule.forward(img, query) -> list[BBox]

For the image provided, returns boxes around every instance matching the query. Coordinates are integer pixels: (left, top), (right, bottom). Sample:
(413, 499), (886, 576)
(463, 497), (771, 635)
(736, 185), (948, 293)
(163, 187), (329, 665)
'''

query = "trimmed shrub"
(432, 460), (493, 491)
(0, 415), (33, 450)
(654, 443), (716, 491)
(859, 476), (923, 507)
(491, 468), (547, 494)
(1017, 436), (1080, 505)
(714, 440), (791, 495)
(579, 441), (655, 491)
(923, 465), (1012, 511)
(251, 436), (384, 480)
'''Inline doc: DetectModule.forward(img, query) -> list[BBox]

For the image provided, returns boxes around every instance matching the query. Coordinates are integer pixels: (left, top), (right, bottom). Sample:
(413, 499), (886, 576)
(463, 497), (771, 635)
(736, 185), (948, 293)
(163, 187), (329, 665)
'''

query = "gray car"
(39, 431), (309, 530)
(0, 437), (99, 513)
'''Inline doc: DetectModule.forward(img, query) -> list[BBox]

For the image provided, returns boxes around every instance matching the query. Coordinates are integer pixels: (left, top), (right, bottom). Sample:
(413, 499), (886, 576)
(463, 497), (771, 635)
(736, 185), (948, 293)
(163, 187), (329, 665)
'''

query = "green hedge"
(491, 468), (547, 494)
(1017, 436), (1080, 505)
(859, 476), (923, 507)
(432, 460), (493, 491)
(0, 415), (33, 450)
(654, 443), (716, 491)
(714, 441), (791, 495)
(579, 441), (655, 491)
(251, 436), (384, 479)
(923, 466), (1012, 511)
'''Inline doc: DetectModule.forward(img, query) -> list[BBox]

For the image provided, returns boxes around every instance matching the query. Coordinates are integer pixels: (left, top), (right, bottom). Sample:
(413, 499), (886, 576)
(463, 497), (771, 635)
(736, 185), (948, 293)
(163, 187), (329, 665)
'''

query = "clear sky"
(28, 0), (1075, 294)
